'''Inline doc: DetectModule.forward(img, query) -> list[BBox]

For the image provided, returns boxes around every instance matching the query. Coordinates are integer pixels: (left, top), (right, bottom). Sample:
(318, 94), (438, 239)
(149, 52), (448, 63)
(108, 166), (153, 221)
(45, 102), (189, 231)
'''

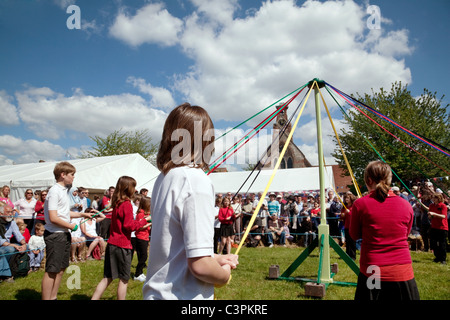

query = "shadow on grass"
(15, 289), (41, 300)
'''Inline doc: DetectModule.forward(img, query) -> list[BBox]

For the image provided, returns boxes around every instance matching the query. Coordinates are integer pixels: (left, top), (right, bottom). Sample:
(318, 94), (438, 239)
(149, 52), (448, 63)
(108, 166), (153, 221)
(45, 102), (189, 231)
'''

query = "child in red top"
(92, 176), (151, 300)
(133, 196), (152, 281)
(350, 161), (419, 300)
(341, 193), (357, 260)
(428, 193), (448, 264)
(218, 197), (235, 254)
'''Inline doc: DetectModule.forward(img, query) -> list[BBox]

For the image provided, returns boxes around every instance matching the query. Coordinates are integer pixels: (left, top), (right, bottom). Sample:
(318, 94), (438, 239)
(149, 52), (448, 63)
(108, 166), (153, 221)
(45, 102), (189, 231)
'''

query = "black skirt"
(220, 224), (234, 237)
(355, 272), (420, 300)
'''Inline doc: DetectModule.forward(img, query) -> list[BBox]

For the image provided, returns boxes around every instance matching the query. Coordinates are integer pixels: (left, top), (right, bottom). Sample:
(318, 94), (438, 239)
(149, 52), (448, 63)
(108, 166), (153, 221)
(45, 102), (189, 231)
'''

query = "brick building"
(259, 105), (354, 193)
(259, 105), (312, 170)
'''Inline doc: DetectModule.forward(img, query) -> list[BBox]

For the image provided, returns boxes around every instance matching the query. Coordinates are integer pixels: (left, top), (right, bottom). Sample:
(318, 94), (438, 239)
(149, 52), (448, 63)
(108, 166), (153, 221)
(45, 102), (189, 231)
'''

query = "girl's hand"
(216, 254), (239, 269)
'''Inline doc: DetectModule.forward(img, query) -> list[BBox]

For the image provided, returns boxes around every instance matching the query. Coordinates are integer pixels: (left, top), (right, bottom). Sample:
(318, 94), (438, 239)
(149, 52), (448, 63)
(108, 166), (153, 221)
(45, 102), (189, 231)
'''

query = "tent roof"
(0, 154), (160, 201)
(209, 166), (335, 194)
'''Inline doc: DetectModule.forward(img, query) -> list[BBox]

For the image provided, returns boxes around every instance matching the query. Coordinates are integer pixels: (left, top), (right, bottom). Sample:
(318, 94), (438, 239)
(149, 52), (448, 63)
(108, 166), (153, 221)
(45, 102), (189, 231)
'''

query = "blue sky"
(0, 0), (449, 169)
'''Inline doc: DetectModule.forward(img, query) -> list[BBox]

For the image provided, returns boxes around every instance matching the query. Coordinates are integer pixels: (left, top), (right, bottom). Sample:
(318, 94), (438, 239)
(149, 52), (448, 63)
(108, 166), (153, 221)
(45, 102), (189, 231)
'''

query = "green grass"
(1, 246), (449, 300)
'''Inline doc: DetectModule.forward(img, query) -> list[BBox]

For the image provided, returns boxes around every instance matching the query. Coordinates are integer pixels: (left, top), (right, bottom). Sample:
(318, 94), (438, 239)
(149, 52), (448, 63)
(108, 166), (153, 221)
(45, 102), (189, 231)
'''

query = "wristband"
(72, 224), (78, 232)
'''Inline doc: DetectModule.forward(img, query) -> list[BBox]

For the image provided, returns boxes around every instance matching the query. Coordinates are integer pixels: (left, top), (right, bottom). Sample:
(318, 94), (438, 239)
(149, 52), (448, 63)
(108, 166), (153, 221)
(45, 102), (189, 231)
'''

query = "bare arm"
(49, 210), (92, 230)
(187, 256), (231, 286)
(429, 211), (446, 219)
(187, 253), (238, 286)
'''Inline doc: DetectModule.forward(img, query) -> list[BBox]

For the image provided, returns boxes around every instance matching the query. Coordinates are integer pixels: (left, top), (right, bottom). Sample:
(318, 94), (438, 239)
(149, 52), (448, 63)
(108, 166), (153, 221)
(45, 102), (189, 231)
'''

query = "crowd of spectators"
(212, 183), (450, 264)
(0, 185), (151, 283)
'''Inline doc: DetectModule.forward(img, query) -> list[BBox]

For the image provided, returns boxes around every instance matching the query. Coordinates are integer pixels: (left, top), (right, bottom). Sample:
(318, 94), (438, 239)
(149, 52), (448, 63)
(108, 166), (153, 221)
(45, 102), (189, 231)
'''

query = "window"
(287, 157), (293, 168)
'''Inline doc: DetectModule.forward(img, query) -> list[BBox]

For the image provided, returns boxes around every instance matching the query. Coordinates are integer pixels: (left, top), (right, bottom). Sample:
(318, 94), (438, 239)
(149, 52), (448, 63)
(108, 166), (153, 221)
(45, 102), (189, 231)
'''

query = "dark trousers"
(430, 228), (447, 262)
(344, 228), (356, 260)
(420, 224), (430, 251)
(133, 238), (149, 277)
(99, 218), (111, 240)
(213, 227), (221, 254)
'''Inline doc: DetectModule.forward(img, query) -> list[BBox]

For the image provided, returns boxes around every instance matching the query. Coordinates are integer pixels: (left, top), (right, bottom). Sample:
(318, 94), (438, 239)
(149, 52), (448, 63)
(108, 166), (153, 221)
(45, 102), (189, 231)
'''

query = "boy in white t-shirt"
(142, 103), (238, 300)
(41, 161), (93, 300)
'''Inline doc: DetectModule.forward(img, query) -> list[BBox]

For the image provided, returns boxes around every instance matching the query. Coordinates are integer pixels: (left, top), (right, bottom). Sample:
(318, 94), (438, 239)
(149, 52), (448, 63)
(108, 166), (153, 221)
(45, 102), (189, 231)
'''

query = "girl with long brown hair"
(92, 176), (151, 300)
(143, 103), (238, 300)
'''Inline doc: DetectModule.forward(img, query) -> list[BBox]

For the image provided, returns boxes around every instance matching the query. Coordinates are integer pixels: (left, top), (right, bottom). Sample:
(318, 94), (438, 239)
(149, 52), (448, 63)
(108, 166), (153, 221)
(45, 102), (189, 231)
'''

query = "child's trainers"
(134, 274), (146, 282)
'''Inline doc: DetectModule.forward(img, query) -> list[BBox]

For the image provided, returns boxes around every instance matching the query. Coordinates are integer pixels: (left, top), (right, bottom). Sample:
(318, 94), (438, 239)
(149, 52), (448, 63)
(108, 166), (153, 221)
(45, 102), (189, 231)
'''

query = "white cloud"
(0, 155), (14, 166)
(0, 135), (66, 164)
(106, 0), (414, 125)
(126, 76), (176, 109)
(53, 0), (76, 10)
(172, 0), (413, 123)
(364, 29), (414, 57)
(109, 2), (183, 47)
(292, 116), (347, 166)
(4, 0), (417, 167)
(15, 86), (167, 140)
(0, 90), (19, 126)
(189, 0), (239, 26)
(81, 19), (103, 37)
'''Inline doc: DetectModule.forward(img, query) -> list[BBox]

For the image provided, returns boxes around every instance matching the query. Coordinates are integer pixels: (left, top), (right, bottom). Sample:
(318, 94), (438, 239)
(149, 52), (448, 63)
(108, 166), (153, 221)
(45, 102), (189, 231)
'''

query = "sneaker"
(4, 277), (14, 283)
(134, 274), (146, 282)
(269, 244), (273, 248)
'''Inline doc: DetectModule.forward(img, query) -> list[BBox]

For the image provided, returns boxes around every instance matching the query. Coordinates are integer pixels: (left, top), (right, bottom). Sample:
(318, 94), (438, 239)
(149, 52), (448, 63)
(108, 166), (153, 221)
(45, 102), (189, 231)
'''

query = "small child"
(70, 217), (86, 262)
(28, 223), (46, 272)
(16, 221), (31, 243)
(91, 176), (151, 300)
(218, 197), (235, 254)
(282, 217), (293, 242)
(133, 196), (151, 282)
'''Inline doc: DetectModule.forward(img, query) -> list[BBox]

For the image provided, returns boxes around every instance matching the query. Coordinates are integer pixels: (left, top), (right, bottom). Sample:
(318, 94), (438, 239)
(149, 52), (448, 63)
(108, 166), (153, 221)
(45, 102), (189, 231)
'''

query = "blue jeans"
(0, 246), (16, 277)
(267, 231), (286, 245)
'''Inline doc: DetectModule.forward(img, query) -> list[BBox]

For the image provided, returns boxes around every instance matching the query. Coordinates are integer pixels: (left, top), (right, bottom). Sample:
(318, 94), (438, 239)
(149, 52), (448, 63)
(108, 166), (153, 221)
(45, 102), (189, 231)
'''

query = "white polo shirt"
(44, 183), (71, 233)
(143, 166), (215, 300)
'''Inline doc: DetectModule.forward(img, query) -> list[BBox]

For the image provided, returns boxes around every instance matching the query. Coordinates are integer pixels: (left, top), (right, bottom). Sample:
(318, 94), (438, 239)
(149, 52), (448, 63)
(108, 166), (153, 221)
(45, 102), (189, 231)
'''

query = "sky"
(0, 0), (449, 170)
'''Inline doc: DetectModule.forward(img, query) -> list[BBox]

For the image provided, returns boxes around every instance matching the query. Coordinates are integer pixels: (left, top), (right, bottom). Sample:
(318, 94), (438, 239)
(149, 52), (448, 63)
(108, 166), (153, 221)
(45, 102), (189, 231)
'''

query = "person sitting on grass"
(80, 208), (106, 260)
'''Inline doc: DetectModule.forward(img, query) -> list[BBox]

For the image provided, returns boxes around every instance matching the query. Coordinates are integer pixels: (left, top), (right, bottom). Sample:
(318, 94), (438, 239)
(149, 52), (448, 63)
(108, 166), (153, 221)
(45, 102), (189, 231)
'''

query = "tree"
(332, 82), (450, 192)
(241, 161), (258, 171)
(82, 128), (159, 165)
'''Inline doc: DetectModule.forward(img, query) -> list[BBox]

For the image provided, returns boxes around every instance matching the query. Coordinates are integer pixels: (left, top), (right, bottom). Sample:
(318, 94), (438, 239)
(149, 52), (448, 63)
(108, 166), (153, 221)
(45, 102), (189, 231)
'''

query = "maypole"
(234, 82), (314, 255)
(312, 78), (332, 284)
(271, 79), (360, 298)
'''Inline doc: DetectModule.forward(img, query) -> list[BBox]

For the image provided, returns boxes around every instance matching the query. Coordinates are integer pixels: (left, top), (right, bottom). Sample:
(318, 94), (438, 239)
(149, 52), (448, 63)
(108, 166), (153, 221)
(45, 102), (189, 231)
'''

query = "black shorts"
(103, 244), (132, 281)
(44, 230), (71, 273)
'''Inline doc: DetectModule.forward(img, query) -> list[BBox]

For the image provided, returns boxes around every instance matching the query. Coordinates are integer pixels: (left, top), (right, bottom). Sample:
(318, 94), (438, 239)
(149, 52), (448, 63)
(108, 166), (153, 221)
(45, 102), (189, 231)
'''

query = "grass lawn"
(0, 245), (448, 300)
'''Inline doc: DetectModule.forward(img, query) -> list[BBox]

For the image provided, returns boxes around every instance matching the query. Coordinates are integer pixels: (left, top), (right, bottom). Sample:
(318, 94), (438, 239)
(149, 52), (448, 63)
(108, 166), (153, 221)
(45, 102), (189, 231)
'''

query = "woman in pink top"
(350, 161), (419, 300)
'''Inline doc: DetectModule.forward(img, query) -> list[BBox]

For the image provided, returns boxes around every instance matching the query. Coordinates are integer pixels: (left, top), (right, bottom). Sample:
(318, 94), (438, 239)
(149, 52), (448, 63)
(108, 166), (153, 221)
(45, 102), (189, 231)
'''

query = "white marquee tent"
(1, 153), (335, 203)
(0, 153), (160, 202)
(209, 166), (336, 194)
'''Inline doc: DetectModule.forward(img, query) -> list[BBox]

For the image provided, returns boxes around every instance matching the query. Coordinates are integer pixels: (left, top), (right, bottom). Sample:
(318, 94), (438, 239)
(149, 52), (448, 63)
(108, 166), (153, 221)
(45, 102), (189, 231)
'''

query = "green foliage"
(332, 82), (450, 190)
(82, 128), (159, 163)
